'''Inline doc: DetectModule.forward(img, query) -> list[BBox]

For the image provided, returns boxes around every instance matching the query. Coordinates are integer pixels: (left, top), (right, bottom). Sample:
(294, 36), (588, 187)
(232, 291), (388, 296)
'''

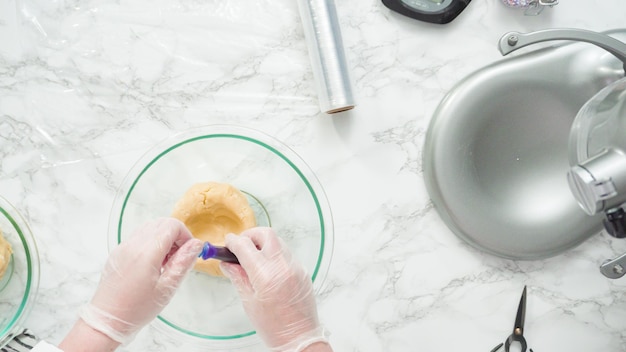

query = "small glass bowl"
(0, 196), (40, 349)
(108, 125), (334, 349)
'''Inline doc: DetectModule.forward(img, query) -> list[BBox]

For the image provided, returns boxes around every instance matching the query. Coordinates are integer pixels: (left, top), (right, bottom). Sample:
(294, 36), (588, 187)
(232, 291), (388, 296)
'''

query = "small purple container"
(198, 242), (239, 264)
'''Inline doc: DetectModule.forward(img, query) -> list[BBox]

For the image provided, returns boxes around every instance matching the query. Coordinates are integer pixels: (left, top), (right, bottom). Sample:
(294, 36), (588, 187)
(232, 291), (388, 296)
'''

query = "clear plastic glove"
(220, 227), (329, 352)
(80, 218), (203, 344)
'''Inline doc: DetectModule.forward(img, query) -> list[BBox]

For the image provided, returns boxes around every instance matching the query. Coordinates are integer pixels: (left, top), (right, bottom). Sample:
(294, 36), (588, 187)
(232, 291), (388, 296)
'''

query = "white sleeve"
(31, 341), (64, 352)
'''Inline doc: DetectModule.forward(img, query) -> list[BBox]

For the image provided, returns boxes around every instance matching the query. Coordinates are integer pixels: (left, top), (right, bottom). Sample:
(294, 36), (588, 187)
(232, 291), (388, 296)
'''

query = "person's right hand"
(220, 227), (330, 352)
(79, 218), (203, 344)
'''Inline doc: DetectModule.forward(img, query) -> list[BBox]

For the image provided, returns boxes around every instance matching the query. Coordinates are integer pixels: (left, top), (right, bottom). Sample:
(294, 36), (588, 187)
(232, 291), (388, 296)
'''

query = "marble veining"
(2, 0), (626, 351)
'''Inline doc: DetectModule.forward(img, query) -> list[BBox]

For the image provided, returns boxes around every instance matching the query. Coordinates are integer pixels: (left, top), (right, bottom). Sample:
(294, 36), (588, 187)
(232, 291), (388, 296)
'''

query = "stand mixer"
(567, 77), (626, 278)
(501, 29), (626, 279)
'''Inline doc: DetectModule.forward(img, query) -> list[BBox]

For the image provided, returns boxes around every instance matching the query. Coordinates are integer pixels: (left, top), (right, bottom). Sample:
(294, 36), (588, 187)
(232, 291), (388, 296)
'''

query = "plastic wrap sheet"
(0, 0), (344, 172)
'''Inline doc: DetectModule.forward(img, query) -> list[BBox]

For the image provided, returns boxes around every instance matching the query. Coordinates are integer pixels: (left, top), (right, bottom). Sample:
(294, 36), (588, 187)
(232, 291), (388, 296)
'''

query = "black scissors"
(491, 286), (533, 352)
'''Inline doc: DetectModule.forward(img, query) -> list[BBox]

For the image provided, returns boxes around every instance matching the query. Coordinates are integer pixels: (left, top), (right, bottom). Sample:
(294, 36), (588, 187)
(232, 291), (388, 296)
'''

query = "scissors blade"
(513, 285), (527, 335)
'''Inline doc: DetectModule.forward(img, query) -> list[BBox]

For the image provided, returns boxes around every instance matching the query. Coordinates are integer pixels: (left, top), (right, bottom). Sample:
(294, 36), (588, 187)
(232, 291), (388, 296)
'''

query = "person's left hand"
(79, 218), (203, 344)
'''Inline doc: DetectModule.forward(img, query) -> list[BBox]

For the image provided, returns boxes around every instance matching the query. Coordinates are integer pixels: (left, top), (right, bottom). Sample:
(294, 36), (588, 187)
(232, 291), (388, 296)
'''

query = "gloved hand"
(80, 218), (203, 344)
(220, 227), (329, 352)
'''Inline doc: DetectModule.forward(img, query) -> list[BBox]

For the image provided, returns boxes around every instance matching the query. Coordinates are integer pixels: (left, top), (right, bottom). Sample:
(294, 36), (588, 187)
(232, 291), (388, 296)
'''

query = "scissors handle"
(505, 333), (527, 352)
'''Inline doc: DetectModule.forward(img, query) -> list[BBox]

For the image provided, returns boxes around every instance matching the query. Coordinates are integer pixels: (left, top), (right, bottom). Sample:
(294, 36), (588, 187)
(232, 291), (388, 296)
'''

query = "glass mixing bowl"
(108, 125), (334, 349)
(0, 196), (40, 349)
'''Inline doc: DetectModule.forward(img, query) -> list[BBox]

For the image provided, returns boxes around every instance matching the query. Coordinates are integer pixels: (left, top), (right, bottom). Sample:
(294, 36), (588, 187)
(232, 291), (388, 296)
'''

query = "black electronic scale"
(382, 0), (471, 24)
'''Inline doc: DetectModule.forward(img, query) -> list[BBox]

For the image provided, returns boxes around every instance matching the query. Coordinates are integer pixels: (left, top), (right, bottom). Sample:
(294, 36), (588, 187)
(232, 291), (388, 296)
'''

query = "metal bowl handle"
(498, 28), (626, 72)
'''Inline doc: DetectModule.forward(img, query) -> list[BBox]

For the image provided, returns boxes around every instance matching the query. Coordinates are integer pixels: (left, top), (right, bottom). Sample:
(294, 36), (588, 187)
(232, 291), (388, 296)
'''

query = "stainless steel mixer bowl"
(423, 29), (626, 259)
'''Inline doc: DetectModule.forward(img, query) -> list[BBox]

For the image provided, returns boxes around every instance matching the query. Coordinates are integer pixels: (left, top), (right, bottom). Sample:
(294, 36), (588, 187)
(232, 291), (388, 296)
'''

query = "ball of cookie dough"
(0, 229), (13, 280)
(172, 182), (256, 276)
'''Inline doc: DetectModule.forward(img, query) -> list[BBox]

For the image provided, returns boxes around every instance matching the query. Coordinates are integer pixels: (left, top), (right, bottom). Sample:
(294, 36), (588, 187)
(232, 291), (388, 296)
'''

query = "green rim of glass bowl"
(112, 126), (332, 342)
(0, 197), (39, 345)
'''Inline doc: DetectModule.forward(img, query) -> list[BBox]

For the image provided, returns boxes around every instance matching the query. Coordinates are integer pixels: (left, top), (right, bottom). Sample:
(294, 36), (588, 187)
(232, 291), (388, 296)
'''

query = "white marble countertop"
(2, 0), (626, 351)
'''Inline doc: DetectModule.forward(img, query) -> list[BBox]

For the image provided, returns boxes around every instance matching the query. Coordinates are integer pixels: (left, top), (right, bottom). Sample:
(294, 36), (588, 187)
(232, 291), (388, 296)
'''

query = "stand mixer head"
(568, 77), (626, 278)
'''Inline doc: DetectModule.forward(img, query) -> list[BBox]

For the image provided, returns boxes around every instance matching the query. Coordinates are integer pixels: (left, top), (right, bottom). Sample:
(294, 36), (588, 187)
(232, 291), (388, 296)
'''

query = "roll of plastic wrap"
(297, 0), (355, 114)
